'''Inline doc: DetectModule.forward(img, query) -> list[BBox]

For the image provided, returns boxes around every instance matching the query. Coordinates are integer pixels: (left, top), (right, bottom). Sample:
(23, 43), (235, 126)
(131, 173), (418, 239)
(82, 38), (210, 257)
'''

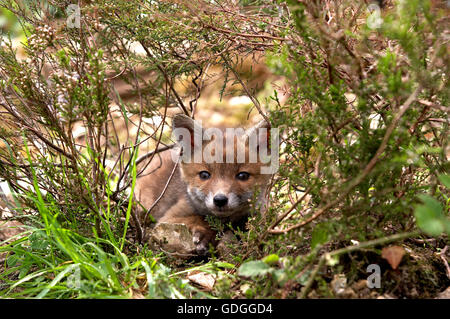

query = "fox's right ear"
(172, 114), (203, 149)
(245, 118), (271, 150)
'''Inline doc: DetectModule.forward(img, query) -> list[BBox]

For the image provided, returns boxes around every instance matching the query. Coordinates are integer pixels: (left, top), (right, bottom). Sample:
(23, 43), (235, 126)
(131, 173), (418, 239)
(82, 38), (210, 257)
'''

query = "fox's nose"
(213, 194), (228, 208)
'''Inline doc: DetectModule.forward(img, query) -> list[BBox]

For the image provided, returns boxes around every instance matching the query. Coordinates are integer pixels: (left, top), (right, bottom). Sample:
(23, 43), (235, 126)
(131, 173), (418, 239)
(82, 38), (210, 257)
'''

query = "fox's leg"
(158, 199), (216, 255)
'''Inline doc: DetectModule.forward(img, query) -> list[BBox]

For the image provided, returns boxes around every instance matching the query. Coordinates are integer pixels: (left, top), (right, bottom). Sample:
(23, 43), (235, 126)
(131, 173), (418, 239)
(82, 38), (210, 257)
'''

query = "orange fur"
(134, 115), (272, 255)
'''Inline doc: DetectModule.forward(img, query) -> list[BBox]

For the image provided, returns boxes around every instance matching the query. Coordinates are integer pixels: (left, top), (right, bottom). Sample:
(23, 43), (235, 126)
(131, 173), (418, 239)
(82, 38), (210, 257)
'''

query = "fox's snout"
(213, 194), (228, 208)
(205, 190), (252, 216)
(187, 186), (251, 217)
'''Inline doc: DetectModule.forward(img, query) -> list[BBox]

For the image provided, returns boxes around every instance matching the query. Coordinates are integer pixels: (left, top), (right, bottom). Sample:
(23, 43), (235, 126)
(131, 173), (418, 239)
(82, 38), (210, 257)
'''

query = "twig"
(135, 145), (175, 168)
(141, 156), (180, 240)
(220, 54), (270, 125)
(299, 255), (325, 299)
(204, 23), (286, 41)
(417, 99), (449, 112)
(139, 41), (189, 116)
(235, 187), (312, 265)
(0, 92), (76, 161)
(267, 187), (312, 233)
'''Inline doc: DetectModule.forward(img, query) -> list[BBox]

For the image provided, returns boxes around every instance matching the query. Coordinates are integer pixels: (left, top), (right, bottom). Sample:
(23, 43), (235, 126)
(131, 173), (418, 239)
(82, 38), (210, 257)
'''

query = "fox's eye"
(199, 171), (211, 180)
(236, 172), (250, 181)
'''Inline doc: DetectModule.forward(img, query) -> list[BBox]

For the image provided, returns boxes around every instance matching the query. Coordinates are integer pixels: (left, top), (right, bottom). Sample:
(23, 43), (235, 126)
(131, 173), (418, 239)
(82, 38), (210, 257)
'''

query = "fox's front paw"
(192, 227), (216, 256)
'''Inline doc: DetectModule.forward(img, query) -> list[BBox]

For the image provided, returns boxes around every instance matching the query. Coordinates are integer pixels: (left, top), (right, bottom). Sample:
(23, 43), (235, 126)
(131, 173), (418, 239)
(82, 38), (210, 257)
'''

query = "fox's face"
(172, 115), (273, 218)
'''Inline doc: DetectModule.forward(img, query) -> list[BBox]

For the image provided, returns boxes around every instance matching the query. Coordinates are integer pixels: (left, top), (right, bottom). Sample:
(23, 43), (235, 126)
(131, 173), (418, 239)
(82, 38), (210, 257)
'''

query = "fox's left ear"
(172, 114), (203, 149)
(245, 119), (271, 148)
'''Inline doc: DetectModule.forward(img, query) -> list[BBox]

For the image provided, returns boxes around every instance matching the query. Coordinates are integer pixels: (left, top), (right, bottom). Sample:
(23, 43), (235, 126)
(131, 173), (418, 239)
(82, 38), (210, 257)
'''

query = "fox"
(134, 114), (274, 255)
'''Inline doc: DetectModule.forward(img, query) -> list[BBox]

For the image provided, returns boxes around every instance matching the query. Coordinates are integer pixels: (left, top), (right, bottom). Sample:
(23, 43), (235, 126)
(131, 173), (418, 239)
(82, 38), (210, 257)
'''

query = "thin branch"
(141, 156), (180, 240)
(440, 246), (450, 280)
(135, 144), (175, 167)
(221, 54), (270, 125)
(267, 187), (312, 233)
(138, 41), (189, 116)
(204, 23), (286, 41)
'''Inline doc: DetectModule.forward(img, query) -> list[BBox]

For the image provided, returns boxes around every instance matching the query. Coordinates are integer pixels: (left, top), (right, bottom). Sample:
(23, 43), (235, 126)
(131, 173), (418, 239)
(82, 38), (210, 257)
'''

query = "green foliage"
(1, 142), (205, 298)
(311, 224), (329, 250)
(0, 0), (448, 299)
(415, 195), (450, 237)
(238, 260), (273, 277)
(438, 174), (450, 189)
(1, 223), (205, 298)
(266, 0), (448, 237)
(256, 0), (448, 297)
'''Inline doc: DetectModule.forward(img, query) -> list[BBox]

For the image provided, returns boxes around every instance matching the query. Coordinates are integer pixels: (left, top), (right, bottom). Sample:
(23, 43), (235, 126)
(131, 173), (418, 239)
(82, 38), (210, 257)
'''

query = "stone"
(150, 222), (196, 257)
(188, 271), (216, 290)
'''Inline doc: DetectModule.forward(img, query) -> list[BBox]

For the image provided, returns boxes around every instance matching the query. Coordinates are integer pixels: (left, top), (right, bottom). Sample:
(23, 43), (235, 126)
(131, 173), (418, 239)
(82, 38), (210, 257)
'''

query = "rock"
(331, 274), (358, 298)
(0, 220), (26, 242)
(0, 220), (26, 268)
(150, 222), (196, 257)
(331, 274), (347, 295)
(188, 271), (216, 290)
(150, 223), (240, 258)
(352, 279), (368, 291)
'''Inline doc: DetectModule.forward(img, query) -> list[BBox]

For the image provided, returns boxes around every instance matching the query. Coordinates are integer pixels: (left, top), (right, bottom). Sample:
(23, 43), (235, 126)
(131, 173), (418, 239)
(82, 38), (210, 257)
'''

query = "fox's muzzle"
(213, 194), (228, 208)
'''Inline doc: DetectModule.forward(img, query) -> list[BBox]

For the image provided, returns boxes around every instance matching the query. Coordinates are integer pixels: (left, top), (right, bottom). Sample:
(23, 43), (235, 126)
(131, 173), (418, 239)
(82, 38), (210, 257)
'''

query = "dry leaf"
(188, 271), (216, 290)
(381, 246), (405, 269)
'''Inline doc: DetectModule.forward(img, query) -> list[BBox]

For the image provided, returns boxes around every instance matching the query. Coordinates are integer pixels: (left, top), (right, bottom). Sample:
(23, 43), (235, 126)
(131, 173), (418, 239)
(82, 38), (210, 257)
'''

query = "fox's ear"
(246, 119), (271, 147)
(172, 114), (203, 148)
(173, 114), (198, 132)
(246, 119), (271, 135)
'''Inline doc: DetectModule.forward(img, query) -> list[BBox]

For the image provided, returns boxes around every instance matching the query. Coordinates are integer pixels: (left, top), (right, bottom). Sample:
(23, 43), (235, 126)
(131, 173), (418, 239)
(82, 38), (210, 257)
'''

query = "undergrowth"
(0, 0), (449, 299)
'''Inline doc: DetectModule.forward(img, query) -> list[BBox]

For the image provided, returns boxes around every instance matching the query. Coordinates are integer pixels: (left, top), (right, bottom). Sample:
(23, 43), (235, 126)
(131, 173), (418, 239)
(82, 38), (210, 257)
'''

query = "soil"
(331, 238), (450, 299)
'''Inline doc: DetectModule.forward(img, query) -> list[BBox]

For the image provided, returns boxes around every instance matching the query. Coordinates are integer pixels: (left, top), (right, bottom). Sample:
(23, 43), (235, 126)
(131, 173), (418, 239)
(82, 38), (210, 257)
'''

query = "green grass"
(0, 219), (213, 298)
(0, 142), (223, 299)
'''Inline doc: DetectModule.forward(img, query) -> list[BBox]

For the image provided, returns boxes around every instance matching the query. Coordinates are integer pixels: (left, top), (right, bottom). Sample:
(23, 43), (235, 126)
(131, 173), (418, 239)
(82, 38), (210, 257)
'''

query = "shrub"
(0, 0), (448, 298)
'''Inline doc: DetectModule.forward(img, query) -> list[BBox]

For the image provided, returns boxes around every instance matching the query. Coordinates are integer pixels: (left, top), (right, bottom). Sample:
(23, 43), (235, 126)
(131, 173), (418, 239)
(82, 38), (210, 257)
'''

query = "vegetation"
(0, 0), (448, 299)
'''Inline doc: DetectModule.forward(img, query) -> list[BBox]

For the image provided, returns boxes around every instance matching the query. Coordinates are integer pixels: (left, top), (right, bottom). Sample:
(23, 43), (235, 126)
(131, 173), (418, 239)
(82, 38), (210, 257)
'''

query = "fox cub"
(134, 114), (273, 255)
